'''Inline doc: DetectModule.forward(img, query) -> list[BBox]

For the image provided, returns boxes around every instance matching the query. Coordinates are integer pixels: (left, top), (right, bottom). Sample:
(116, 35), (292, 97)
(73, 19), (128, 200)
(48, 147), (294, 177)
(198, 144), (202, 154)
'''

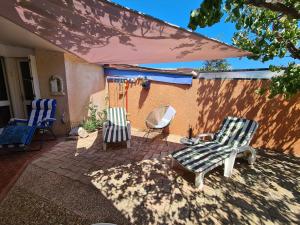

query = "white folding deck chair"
(171, 116), (259, 190)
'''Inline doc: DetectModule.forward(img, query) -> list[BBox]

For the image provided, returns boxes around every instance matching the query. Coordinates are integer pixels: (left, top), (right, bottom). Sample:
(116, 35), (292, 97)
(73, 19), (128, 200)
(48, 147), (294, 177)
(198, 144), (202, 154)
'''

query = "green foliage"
(268, 63), (300, 98)
(189, 0), (300, 98)
(199, 59), (231, 71)
(189, 0), (223, 29)
(82, 102), (107, 133)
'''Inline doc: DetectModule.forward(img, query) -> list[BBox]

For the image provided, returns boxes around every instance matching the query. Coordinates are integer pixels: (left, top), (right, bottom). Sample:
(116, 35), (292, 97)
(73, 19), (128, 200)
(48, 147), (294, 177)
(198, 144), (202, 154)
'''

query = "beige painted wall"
(0, 43), (33, 57)
(64, 54), (106, 128)
(1, 45), (106, 136)
(35, 49), (70, 135)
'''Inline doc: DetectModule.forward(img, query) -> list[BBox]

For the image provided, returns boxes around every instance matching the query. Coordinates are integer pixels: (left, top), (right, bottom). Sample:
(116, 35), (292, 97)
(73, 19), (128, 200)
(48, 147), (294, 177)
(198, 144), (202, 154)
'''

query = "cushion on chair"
(213, 116), (258, 147)
(104, 107), (130, 143)
(172, 141), (233, 173)
(28, 99), (56, 128)
(0, 125), (36, 146)
(172, 116), (258, 174)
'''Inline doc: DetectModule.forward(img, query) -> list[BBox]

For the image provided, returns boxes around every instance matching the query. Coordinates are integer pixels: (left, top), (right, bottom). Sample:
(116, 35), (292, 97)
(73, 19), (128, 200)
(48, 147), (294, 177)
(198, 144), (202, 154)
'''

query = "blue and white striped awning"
(105, 68), (193, 85)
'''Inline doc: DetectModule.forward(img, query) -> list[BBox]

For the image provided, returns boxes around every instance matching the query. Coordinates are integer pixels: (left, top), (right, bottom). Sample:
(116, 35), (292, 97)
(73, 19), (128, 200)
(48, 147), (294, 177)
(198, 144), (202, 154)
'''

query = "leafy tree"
(189, 0), (300, 98)
(199, 59), (231, 71)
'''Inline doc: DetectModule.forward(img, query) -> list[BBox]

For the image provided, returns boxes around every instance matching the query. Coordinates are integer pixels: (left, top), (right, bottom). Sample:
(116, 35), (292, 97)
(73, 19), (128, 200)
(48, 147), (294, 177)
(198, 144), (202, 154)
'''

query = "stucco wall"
(0, 43), (33, 57)
(109, 79), (300, 155)
(64, 54), (106, 128)
(35, 49), (70, 135)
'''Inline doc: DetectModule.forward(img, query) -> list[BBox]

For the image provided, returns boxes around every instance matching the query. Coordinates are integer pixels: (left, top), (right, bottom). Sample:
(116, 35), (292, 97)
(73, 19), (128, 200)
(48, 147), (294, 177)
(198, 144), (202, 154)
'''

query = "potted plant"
(141, 77), (151, 89)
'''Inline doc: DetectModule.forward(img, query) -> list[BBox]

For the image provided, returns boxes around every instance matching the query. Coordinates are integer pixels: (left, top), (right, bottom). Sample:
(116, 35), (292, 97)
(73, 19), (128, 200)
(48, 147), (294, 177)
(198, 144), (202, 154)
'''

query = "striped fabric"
(28, 99), (56, 128)
(0, 99), (56, 149)
(0, 125), (36, 149)
(213, 116), (258, 148)
(172, 116), (258, 173)
(104, 107), (130, 143)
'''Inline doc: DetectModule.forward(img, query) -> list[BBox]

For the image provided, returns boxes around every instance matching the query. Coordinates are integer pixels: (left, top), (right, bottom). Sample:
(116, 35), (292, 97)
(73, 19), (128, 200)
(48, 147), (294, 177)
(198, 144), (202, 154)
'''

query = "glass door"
(18, 59), (35, 117)
(0, 58), (11, 127)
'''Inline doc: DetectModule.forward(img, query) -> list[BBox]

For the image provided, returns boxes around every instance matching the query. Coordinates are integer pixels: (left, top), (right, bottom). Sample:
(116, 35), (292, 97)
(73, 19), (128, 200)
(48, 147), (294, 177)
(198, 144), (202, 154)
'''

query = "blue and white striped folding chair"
(171, 116), (258, 190)
(0, 99), (57, 150)
(102, 107), (131, 150)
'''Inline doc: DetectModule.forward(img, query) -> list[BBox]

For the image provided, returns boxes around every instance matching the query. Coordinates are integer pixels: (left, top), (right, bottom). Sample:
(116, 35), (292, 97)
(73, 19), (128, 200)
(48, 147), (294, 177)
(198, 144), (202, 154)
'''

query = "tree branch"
(286, 41), (300, 59)
(245, 0), (300, 19)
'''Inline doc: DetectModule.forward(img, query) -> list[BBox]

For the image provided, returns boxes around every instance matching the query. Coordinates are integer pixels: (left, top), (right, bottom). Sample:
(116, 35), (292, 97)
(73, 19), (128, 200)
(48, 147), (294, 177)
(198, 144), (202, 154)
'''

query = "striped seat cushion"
(172, 141), (233, 173)
(213, 116), (258, 148)
(28, 99), (56, 128)
(172, 116), (258, 173)
(104, 107), (130, 143)
(0, 125), (36, 149)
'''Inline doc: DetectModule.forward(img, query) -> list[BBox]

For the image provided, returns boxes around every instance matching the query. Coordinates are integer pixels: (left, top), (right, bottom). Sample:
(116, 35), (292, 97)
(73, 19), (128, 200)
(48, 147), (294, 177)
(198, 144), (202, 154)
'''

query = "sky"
(112, 0), (295, 69)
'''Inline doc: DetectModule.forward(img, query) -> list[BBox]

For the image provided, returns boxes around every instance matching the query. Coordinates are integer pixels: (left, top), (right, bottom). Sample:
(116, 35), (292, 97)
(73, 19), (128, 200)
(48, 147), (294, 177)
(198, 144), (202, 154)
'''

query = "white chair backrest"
(162, 106), (176, 121)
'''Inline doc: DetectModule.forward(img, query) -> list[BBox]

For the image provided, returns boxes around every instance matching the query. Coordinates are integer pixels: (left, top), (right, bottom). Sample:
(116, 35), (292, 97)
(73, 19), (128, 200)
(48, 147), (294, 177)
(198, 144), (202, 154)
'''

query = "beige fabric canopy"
(0, 0), (251, 64)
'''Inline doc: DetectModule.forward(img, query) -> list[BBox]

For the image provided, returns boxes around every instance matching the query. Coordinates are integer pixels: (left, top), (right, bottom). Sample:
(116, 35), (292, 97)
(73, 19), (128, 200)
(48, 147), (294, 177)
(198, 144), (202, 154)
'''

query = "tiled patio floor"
(0, 137), (58, 201)
(0, 131), (299, 225)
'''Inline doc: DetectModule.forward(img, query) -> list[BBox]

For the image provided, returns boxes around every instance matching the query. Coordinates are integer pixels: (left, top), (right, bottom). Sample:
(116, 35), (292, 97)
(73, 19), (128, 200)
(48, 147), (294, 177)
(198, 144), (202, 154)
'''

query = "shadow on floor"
(0, 131), (299, 225)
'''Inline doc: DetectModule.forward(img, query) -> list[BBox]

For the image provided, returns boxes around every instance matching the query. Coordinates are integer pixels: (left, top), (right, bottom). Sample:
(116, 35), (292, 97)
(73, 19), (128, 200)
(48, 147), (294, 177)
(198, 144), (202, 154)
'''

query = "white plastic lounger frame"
(171, 116), (258, 190)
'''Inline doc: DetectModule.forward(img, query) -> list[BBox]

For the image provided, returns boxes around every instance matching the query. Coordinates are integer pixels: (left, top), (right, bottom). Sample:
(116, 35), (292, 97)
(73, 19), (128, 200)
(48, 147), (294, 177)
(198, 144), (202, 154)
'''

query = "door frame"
(0, 56), (13, 117)
(16, 57), (41, 118)
(16, 58), (33, 117)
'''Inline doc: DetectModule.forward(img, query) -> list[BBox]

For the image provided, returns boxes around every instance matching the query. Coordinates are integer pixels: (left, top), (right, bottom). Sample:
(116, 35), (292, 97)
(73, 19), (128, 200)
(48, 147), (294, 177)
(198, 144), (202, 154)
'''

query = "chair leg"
(247, 147), (256, 165)
(48, 128), (57, 140)
(39, 129), (45, 150)
(143, 129), (151, 141)
(103, 143), (107, 151)
(224, 150), (238, 177)
(195, 172), (205, 190)
(161, 128), (169, 146)
(126, 140), (131, 149)
(171, 158), (174, 168)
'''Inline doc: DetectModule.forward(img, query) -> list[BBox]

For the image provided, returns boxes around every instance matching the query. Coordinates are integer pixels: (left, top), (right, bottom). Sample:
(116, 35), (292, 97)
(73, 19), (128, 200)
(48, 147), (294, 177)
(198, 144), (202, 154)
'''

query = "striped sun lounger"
(103, 107), (131, 150)
(171, 116), (258, 190)
(0, 99), (57, 150)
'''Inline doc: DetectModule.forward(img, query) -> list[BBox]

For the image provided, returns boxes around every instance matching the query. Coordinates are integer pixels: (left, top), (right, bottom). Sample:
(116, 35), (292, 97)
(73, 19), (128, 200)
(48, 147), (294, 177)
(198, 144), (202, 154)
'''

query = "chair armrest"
(42, 118), (56, 122)
(9, 118), (28, 125)
(103, 121), (108, 127)
(37, 118), (56, 126)
(197, 133), (214, 140)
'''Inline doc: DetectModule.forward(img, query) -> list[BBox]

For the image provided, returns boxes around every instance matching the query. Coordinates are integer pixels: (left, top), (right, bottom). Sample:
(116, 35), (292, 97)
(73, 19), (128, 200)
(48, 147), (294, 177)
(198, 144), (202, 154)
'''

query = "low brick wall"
(108, 79), (300, 155)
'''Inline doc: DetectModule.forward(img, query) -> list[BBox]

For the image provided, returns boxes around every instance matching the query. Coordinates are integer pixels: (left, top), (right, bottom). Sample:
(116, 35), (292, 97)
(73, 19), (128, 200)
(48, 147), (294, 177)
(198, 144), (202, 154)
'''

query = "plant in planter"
(82, 102), (107, 133)
(141, 77), (151, 89)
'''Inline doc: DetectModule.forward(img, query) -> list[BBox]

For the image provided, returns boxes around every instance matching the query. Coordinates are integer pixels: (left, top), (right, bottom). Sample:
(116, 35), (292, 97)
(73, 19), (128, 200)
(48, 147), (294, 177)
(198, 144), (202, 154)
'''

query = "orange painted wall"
(108, 79), (300, 155)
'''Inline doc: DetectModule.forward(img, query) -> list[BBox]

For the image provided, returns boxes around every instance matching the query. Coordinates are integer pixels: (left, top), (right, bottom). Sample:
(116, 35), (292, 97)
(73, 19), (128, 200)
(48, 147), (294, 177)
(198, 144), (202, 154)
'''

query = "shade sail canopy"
(0, 0), (250, 64)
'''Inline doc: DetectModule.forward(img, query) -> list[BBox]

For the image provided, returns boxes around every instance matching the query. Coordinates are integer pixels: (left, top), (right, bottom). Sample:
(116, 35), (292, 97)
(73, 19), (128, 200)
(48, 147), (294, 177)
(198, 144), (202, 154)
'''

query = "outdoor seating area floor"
(0, 136), (59, 202)
(0, 131), (299, 225)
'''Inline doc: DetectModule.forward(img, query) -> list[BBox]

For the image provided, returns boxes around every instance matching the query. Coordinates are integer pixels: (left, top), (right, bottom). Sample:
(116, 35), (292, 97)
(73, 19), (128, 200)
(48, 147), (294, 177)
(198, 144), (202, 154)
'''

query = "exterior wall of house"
(35, 49), (71, 135)
(108, 79), (300, 155)
(64, 54), (106, 128)
(0, 43), (33, 57)
(1, 44), (107, 135)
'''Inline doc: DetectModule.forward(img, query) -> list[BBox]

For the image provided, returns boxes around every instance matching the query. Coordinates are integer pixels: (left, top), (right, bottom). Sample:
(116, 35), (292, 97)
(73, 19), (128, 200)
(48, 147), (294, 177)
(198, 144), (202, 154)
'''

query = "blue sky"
(112, 0), (295, 69)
